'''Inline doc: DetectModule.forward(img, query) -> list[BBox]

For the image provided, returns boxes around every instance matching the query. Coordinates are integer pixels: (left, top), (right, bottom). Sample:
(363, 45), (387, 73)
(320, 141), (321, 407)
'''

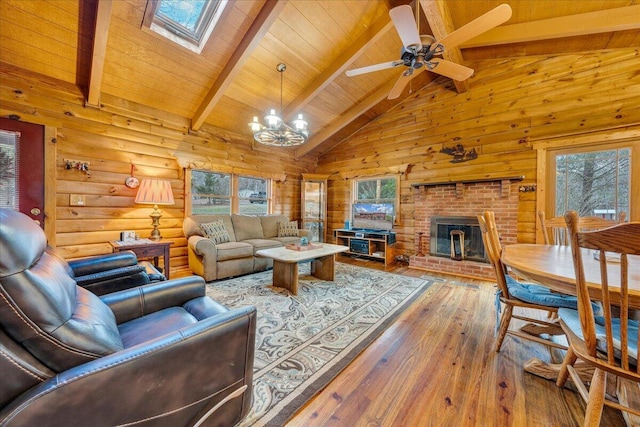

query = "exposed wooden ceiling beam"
(420, 0), (468, 93)
(191, 0), (286, 131)
(295, 79), (400, 158)
(462, 5), (640, 48)
(86, 0), (113, 107)
(283, 13), (395, 122)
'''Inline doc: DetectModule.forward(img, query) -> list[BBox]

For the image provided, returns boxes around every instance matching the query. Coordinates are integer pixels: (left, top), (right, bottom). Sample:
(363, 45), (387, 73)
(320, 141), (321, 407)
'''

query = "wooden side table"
(110, 240), (173, 280)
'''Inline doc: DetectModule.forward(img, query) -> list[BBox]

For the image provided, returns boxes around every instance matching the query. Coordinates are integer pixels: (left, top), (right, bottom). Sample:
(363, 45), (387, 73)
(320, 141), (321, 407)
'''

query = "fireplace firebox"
(429, 216), (487, 262)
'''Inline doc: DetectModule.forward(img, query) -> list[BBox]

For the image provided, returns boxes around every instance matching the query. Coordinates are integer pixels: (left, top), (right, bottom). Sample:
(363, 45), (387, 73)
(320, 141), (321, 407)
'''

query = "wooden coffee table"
(255, 243), (349, 295)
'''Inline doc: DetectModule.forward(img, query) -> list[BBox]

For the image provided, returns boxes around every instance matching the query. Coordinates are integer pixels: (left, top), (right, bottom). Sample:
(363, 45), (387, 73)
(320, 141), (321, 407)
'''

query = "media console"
(334, 229), (396, 265)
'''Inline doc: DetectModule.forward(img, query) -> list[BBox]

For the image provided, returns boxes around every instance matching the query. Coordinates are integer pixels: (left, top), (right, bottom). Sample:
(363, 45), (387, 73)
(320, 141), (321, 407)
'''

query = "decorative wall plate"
(125, 176), (140, 188)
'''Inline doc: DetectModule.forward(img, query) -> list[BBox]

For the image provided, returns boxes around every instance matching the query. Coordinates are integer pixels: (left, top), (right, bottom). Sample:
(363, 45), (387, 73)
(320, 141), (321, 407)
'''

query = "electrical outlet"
(70, 194), (86, 206)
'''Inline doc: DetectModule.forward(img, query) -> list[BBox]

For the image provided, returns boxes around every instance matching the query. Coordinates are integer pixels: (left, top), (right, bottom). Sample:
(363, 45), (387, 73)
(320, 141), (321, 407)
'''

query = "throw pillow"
(277, 221), (299, 237)
(199, 220), (230, 244)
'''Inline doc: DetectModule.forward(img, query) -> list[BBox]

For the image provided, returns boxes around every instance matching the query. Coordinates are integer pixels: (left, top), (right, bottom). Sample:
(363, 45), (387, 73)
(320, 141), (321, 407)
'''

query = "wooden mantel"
(411, 176), (524, 189)
(412, 176), (525, 199)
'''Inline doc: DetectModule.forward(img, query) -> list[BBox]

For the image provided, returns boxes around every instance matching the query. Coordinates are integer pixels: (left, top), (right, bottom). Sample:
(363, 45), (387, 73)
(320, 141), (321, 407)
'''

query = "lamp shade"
(134, 179), (175, 205)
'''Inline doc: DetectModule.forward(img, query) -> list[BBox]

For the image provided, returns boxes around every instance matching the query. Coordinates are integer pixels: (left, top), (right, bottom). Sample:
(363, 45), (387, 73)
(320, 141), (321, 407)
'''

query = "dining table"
(501, 243), (640, 426)
(502, 244), (640, 309)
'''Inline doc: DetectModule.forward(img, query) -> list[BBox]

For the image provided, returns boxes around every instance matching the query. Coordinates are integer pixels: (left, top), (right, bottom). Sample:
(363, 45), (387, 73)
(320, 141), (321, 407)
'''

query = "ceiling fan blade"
(346, 60), (404, 77)
(389, 5), (422, 50)
(437, 4), (512, 50)
(428, 59), (474, 81)
(388, 67), (425, 100)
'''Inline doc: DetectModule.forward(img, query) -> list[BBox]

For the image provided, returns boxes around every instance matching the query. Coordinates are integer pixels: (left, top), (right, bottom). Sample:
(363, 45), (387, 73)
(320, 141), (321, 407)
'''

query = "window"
(352, 175), (399, 222)
(191, 170), (231, 214)
(143, 0), (227, 53)
(237, 176), (268, 215)
(190, 170), (270, 215)
(551, 147), (631, 219)
(0, 130), (18, 209)
(354, 176), (397, 204)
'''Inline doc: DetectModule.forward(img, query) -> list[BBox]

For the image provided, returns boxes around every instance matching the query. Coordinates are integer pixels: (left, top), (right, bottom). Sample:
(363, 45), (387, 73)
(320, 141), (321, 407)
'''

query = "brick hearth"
(410, 179), (520, 280)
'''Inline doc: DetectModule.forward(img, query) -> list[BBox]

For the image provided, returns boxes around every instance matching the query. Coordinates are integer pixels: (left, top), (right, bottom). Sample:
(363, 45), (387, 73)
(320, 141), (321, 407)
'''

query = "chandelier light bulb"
(265, 109), (281, 127)
(249, 116), (262, 132)
(293, 114), (308, 131)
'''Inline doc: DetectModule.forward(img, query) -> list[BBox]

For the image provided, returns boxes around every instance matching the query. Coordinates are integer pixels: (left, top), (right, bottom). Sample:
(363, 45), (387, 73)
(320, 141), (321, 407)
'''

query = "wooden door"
(0, 118), (45, 227)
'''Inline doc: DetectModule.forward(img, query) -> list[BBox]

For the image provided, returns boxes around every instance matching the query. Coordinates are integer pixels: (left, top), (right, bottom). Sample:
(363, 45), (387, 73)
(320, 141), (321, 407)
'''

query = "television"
(351, 203), (395, 231)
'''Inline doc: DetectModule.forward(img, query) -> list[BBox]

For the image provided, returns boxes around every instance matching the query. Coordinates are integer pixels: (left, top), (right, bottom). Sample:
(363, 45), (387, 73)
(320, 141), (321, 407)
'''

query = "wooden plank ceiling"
(1, 0), (639, 158)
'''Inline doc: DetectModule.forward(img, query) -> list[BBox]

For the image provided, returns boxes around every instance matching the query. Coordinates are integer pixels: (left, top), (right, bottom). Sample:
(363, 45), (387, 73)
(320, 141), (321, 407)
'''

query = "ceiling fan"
(346, 4), (512, 99)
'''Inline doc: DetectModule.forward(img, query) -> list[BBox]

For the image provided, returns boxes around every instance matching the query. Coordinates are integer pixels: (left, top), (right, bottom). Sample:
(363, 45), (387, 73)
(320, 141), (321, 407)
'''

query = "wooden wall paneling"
(0, 66), (310, 271)
(2, 42), (638, 274)
(0, 1), (88, 83)
(44, 126), (57, 245)
(318, 48), (640, 259)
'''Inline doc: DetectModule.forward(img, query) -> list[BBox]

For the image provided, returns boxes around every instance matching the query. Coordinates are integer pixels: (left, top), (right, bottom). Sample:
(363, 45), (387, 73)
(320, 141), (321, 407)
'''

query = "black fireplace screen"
(429, 216), (487, 262)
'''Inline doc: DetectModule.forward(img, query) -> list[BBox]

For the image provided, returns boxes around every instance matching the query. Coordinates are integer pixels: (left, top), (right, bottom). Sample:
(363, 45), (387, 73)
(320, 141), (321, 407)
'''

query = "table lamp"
(134, 179), (174, 240)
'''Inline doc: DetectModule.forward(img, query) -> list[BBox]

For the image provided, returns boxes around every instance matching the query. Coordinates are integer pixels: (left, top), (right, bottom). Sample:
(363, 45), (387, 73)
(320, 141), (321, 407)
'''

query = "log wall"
(316, 48), (640, 260)
(1, 48), (639, 277)
(0, 63), (315, 274)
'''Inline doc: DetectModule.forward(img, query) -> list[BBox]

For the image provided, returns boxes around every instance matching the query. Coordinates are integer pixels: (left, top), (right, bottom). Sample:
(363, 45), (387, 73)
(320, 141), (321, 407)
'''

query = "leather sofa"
(65, 250), (165, 295)
(184, 214), (309, 281)
(0, 208), (256, 426)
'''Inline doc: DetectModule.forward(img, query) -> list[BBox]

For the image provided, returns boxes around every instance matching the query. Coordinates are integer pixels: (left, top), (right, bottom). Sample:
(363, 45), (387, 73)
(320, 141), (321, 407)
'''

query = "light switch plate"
(70, 194), (86, 206)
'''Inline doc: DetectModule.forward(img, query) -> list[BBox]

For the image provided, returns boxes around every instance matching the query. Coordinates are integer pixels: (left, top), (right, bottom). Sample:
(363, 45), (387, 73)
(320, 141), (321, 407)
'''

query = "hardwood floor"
(286, 255), (627, 427)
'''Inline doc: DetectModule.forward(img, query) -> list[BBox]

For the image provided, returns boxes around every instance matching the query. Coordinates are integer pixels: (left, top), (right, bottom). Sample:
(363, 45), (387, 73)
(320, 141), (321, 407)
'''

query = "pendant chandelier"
(249, 63), (309, 147)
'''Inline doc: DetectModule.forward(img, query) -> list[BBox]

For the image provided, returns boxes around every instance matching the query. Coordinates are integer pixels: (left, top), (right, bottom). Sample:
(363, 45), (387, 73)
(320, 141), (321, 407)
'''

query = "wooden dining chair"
(538, 211), (625, 245)
(479, 211), (580, 352)
(556, 210), (640, 426)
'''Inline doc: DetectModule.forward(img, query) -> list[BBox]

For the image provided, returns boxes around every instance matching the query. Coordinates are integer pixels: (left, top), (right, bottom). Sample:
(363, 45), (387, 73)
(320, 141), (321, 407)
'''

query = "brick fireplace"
(410, 178), (521, 280)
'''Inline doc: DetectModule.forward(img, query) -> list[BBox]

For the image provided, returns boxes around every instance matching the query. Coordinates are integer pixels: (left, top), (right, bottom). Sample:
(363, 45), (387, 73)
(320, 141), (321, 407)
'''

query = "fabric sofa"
(184, 214), (309, 281)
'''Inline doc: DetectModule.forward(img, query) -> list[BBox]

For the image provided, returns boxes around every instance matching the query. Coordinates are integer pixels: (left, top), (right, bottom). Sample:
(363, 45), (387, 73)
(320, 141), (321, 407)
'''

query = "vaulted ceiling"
(1, 0), (639, 158)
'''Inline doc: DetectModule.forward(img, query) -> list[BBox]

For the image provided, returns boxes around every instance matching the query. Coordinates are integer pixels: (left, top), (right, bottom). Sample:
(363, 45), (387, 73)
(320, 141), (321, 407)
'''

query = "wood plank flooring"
(285, 255), (627, 426)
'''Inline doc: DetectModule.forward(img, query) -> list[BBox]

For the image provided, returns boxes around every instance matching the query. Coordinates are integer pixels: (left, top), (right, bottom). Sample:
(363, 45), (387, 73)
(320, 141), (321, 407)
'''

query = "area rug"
(205, 262), (438, 426)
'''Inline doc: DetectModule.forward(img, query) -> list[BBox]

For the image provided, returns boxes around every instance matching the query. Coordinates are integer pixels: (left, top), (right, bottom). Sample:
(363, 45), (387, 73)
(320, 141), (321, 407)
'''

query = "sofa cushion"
(261, 215), (288, 238)
(118, 307), (199, 348)
(243, 239), (283, 254)
(199, 220), (230, 244)
(216, 241), (254, 261)
(232, 214), (264, 241)
(278, 220), (300, 237)
(183, 215), (237, 242)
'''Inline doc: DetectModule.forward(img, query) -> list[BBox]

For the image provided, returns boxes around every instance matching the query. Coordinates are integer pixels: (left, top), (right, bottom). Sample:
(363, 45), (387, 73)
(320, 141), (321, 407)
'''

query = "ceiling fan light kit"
(346, 4), (512, 99)
(249, 63), (309, 147)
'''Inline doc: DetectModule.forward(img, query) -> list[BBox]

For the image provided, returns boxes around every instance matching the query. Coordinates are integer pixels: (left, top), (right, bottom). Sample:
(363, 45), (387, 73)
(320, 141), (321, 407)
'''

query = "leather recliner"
(64, 249), (166, 295)
(0, 208), (256, 426)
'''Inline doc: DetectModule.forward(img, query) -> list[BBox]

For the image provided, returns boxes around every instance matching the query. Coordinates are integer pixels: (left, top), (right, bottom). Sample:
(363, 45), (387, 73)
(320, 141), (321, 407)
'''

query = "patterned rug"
(206, 262), (437, 426)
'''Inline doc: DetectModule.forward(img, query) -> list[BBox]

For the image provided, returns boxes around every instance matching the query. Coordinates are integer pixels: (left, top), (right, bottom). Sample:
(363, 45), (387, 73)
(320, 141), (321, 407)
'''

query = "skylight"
(144, 0), (227, 54)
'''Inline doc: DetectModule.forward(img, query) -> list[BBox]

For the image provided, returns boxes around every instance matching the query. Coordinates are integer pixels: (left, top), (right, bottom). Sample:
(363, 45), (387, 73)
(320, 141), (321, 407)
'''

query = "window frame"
(142, 0), (228, 54)
(190, 169), (232, 215)
(236, 175), (270, 214)
(351, 174), (400, 225)
(535, 137), (639, 242)
(545, 142), (634, 220)
(188, 169), (271, 215)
